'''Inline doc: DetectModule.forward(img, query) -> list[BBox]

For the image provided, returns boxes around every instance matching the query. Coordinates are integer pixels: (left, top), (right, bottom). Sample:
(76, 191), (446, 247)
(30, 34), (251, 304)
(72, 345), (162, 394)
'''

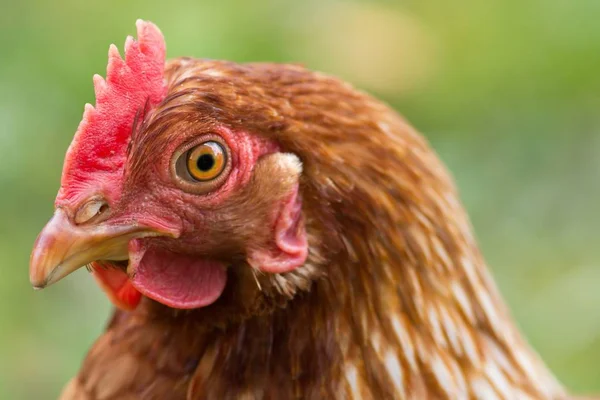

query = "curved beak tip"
(29, 210), (88, 290)
(29, 265), (58, 289)
(29, 267), (51, 289)
(29, 262), (47, 290)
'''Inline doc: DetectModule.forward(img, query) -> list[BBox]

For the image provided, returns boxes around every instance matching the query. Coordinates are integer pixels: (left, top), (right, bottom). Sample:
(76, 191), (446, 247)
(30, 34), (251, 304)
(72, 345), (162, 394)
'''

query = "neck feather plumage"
(298, 117), (566, 399)
(326, 183), (565, 399)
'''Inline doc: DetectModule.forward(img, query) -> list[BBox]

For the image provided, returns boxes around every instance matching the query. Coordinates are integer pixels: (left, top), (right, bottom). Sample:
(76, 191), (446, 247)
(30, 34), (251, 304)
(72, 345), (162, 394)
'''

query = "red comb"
(56, 20), (166, 207)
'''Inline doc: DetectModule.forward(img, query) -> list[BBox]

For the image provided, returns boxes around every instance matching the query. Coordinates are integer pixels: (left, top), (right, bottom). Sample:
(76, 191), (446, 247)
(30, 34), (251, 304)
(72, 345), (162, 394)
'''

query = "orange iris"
(186, 141), (226, 181)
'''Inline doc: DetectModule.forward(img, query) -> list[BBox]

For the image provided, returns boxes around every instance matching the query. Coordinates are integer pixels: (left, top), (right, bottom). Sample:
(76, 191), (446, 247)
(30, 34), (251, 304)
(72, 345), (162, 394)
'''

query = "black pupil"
(197, 153), (215, 171)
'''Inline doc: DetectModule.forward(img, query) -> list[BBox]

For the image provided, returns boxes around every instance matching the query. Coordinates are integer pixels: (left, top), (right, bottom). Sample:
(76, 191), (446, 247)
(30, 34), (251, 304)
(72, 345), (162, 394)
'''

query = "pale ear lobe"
(250, 152), (303, 199)
(247, 153), (308, 274)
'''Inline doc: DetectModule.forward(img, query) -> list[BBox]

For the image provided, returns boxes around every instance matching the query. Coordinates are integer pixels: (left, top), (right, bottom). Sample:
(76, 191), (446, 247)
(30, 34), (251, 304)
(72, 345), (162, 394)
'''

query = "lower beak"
(29, 209), (161, 289)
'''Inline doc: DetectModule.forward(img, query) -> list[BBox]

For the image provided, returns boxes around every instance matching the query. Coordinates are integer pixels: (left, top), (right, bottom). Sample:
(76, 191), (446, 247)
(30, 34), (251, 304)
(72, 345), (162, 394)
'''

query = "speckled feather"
(60, 59), (587, 400)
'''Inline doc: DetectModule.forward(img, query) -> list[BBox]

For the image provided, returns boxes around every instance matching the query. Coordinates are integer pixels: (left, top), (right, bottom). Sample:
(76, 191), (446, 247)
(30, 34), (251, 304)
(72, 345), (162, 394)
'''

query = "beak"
(29, 208), (163, 289)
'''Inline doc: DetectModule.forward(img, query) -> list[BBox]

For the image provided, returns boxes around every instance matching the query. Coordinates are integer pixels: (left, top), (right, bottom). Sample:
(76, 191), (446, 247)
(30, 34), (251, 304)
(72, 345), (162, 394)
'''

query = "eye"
(172, 135), (232, 194)
(186, 141), (226, 181)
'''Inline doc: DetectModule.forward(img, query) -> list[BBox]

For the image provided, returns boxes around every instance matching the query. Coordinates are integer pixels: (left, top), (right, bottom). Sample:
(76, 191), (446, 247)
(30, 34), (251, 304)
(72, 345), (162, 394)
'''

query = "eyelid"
(170, 133), (233, 195)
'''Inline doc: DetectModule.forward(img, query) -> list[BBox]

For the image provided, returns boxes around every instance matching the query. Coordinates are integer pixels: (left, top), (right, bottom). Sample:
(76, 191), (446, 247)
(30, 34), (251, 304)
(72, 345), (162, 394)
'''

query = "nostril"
(74, 198), (110, 225)
(98, 203), (109, 215)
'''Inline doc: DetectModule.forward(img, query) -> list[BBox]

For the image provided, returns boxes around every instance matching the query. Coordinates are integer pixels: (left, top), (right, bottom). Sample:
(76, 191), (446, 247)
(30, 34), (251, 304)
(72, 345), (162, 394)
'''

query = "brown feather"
(61, 59), (579, 399)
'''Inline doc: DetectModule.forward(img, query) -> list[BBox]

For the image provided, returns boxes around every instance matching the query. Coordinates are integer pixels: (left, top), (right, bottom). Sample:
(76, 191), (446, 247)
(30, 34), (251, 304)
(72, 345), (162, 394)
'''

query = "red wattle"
(91, 263), (142, 311)
(128, 242), (227, 309)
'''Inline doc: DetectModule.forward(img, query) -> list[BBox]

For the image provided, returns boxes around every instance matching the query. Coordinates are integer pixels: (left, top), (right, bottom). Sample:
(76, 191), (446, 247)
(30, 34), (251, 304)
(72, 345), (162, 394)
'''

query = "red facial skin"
(85, 125), (306, 310)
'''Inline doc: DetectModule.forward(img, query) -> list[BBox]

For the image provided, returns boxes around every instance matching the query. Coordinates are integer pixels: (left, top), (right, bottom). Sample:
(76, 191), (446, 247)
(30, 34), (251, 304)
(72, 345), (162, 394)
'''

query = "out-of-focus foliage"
(1, 0), (600, 398)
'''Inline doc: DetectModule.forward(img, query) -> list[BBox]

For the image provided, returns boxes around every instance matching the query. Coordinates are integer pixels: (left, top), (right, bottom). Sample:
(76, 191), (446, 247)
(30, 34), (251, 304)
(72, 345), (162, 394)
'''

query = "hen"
(29, 20), (590, 399)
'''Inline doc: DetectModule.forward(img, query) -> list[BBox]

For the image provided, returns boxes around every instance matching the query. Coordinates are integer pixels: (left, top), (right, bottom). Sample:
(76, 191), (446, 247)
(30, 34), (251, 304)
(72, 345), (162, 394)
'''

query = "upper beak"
(29, 208), (160, 289)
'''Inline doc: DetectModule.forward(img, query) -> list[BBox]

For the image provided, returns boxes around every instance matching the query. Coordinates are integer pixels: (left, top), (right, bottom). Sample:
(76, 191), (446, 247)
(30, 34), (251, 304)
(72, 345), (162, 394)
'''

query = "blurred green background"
(2, 0), (600, 398)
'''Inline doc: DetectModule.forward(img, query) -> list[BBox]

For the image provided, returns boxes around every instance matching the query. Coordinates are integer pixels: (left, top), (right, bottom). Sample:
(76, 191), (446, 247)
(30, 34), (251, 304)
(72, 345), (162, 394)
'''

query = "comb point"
(83, 103), (95, 120)
(135, 20), (165, 57)
(93, 74), (107, 98)
(124, 35), (140, 65)
(135, 18), (144, 30)
(106, 44), (125, 82)
(108, 44), (121, 60)
(124, 36), (135, 53)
